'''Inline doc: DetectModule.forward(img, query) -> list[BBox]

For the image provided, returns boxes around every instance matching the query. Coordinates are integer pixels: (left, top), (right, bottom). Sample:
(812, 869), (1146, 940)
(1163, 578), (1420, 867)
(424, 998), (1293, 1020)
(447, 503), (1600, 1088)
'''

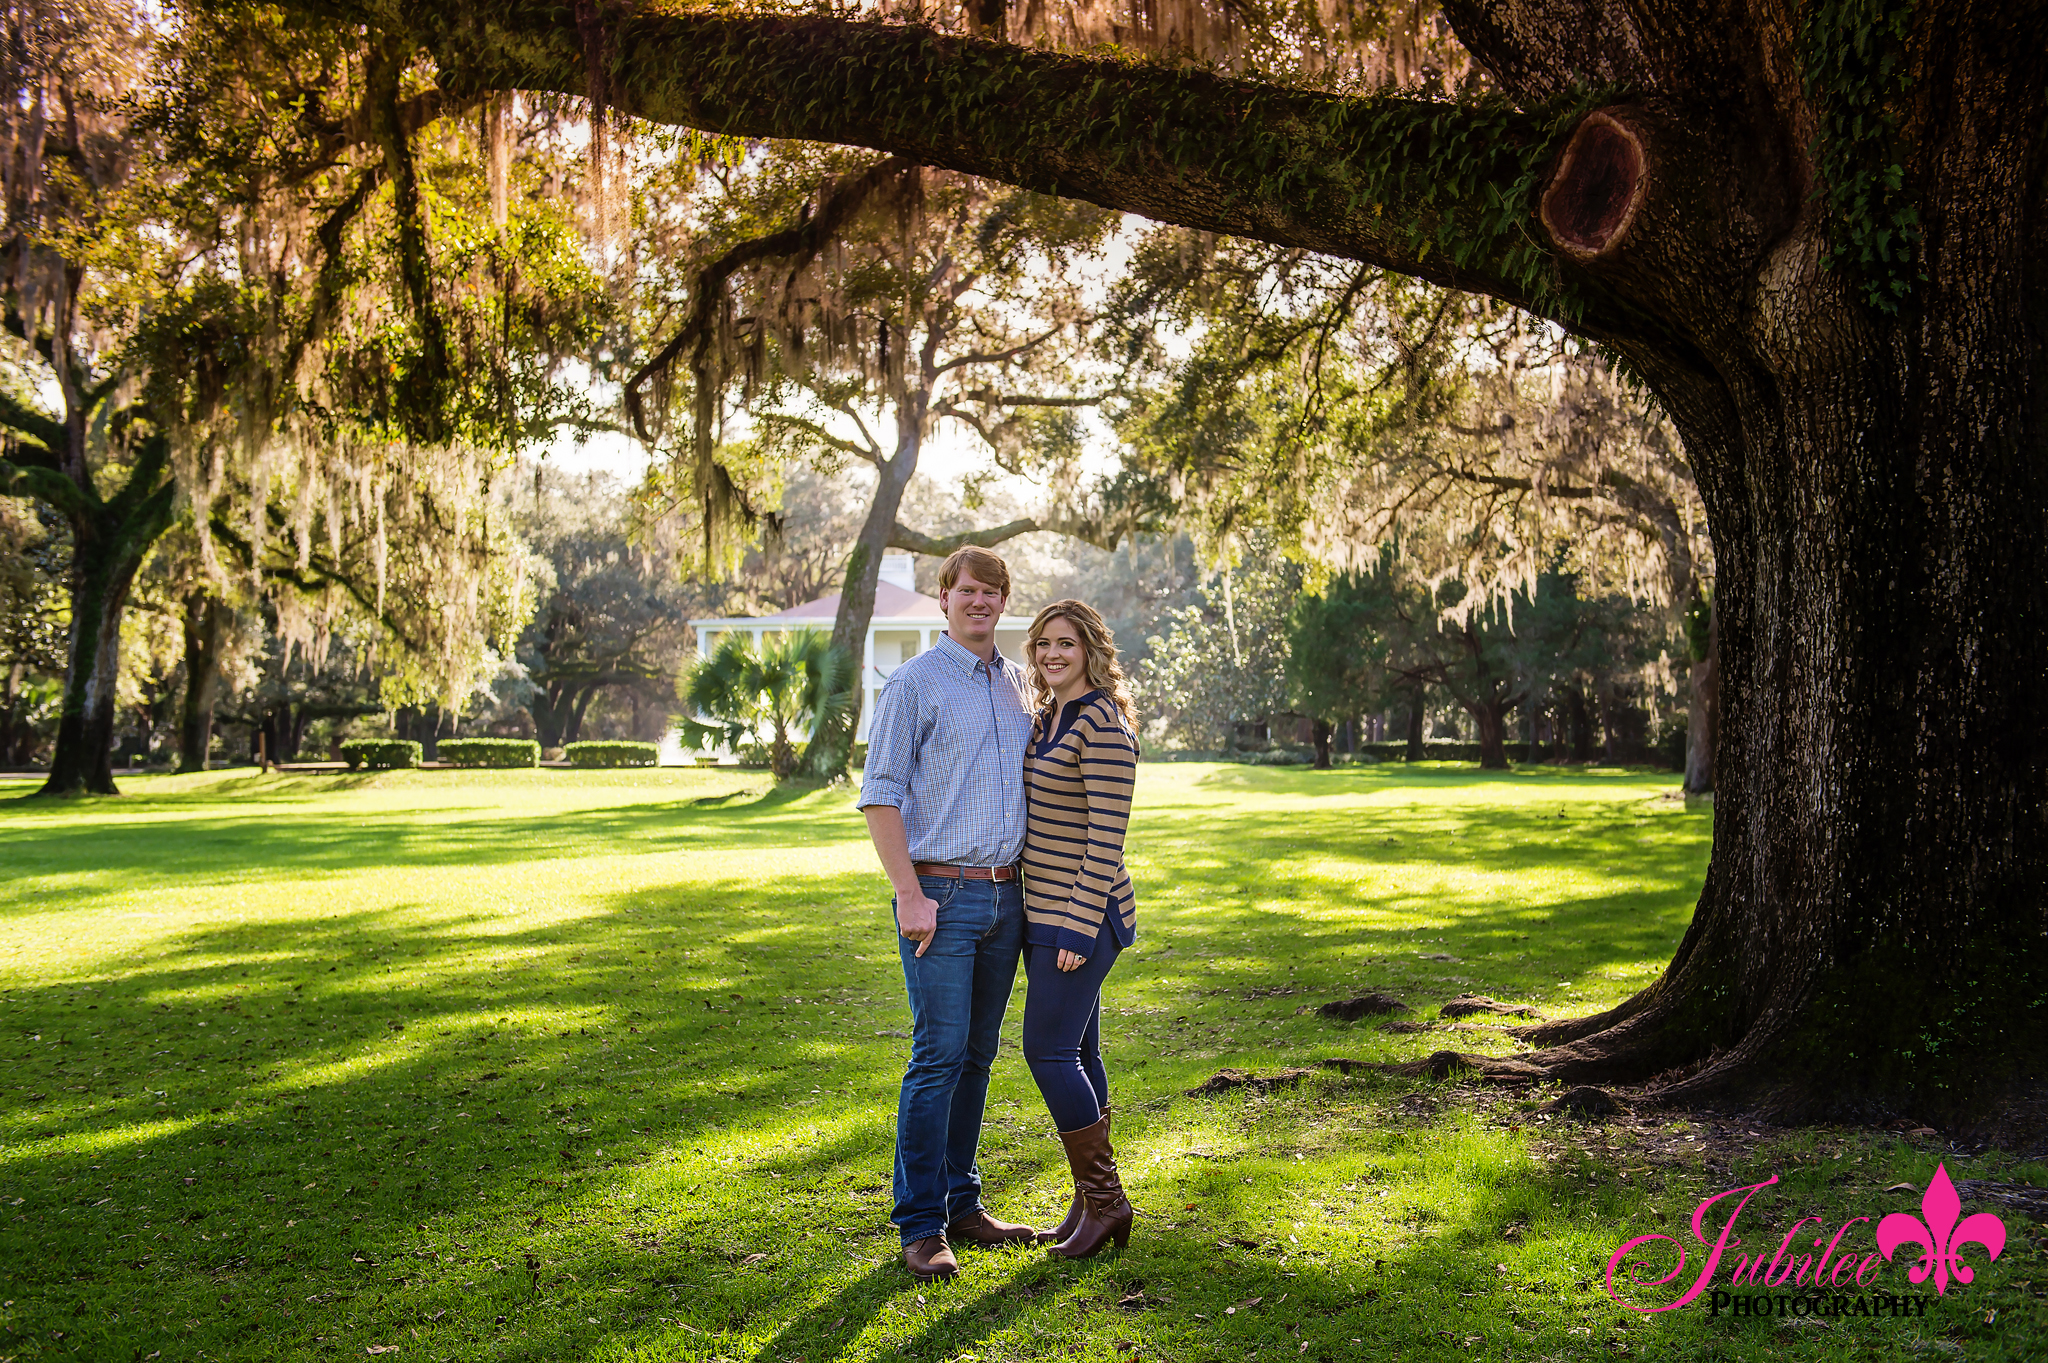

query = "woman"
(1020, 599), (1140, 1258)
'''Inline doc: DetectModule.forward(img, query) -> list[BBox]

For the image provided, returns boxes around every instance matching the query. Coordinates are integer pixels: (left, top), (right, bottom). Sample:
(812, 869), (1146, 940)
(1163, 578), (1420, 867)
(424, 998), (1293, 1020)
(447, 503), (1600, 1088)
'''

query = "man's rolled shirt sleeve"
(854, 673), (919, 810)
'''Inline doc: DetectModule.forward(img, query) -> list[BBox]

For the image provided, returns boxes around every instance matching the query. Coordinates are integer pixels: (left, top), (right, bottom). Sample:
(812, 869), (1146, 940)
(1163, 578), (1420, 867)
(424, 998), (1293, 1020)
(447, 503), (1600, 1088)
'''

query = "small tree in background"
(1136, 555), (1299, 752)
(1286, 571), (1397, 768)
(680, 630), (852, 782)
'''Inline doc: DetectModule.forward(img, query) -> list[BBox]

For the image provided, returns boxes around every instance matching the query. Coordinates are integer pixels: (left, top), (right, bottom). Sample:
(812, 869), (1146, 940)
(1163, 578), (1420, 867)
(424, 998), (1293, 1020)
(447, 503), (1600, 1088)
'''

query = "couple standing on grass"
(856, 545), (1141, 1281)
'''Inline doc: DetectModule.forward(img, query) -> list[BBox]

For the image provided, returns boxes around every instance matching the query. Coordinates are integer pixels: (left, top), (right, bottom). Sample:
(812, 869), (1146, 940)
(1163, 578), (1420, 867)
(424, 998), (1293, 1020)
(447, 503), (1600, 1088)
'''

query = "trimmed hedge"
(339, 740), (422, 771)
(439, 738), (540, 768)
(563, 740), (659, 768)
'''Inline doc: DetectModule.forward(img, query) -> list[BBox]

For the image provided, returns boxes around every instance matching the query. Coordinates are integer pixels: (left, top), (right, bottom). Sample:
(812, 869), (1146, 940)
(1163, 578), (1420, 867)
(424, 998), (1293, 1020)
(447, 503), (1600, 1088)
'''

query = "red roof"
(756, 580), (946, 622)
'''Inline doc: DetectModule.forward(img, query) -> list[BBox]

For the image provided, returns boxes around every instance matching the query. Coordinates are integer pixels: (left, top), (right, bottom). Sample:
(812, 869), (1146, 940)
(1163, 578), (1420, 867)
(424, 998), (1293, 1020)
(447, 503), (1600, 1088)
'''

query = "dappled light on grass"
(2, 764), (2039, 1360)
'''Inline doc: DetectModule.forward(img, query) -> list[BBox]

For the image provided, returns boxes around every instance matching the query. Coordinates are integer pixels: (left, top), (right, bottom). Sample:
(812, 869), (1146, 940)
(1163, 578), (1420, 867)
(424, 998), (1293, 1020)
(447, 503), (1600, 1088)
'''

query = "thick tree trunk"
(40, 527), (150, 796)
(1683, 603), (1718, 795)
(1402, 690), (1424, 761)
(1312, 718), (1333, 769)
(1468, 701), (1510, 770)
(1500, 32), (2048, 1117)
(177, 592), (226, 773)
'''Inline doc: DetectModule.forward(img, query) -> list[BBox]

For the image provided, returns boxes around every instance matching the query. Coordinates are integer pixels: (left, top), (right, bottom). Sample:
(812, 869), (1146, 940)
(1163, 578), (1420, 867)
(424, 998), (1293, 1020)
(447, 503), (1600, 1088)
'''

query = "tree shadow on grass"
(0, 789), (869, 903)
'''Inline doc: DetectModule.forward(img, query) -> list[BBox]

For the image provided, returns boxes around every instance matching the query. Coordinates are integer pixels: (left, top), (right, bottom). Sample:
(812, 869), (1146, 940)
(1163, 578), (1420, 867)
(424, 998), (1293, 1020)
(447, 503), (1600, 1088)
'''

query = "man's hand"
(898, 888), (940, 957)
(864, 805), (939, 958)
(1057, 949), (1086, 972)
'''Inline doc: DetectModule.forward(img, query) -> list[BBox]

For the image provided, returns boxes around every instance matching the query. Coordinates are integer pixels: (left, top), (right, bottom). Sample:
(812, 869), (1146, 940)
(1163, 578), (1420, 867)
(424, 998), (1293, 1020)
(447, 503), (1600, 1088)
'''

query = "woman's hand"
(1057, 949), (1087, 972)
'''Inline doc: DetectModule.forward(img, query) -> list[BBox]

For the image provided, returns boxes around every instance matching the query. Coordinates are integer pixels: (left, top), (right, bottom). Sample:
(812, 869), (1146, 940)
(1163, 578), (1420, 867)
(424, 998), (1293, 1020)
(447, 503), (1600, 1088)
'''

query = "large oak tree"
(324, 0), (2045, 1120)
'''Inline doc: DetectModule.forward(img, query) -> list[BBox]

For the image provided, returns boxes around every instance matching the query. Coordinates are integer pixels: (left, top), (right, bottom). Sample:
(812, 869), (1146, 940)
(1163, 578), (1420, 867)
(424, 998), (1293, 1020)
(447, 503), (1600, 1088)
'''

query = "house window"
(873, 630), (922, 676)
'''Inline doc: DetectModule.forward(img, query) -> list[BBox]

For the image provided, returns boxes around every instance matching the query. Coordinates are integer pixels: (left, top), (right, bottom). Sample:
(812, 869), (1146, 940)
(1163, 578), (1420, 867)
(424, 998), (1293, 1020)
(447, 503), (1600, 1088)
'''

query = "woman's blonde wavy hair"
(1024, 599), (1140, 739)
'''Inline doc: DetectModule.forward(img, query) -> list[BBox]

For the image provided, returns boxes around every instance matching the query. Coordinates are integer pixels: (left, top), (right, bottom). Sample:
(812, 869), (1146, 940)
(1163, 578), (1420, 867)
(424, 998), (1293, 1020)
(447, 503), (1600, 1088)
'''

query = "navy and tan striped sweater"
(1023, 690), (1138, 955)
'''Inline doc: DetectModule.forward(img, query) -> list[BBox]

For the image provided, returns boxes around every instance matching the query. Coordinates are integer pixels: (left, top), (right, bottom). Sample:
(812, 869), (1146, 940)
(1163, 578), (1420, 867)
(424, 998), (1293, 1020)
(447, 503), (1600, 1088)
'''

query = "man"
(856, 545), (1042, 1280)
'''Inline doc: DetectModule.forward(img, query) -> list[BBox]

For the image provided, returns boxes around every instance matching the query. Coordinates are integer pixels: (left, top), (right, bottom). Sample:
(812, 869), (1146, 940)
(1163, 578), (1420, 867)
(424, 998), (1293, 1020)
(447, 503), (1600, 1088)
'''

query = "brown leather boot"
(1049, 1112), (1132, 1258)
(947, 1206), (1043, 1246)
(1048, 1105), (1110, 1245)
(903, 1234), (959, 1281)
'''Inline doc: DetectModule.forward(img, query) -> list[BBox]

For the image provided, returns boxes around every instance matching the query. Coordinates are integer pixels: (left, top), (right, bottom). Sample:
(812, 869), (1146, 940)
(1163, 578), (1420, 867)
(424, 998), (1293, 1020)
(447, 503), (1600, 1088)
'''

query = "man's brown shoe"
(948, 1207), (1044, 1246)
(903, 1234), (959, 1281)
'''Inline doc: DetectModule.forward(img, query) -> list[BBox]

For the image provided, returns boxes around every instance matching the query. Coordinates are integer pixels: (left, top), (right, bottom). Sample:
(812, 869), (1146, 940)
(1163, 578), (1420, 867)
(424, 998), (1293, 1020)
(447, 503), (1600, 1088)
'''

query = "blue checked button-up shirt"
(855, 632), (1032, 866)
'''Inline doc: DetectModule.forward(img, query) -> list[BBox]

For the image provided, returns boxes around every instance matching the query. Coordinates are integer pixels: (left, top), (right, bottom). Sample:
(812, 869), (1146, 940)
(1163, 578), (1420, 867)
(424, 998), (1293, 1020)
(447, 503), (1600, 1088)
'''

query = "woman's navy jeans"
(1021, 922), (1122, 1132)
(892, 874), (1023, 1246)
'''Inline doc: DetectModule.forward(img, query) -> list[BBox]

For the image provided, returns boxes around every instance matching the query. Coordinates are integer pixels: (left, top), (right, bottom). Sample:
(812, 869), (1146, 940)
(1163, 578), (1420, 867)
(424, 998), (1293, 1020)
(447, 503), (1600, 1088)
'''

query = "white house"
(688, 553), (1029, 741)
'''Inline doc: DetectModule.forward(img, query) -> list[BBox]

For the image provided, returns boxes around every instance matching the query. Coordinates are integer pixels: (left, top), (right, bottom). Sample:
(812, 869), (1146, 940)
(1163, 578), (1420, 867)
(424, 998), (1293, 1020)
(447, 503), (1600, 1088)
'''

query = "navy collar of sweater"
(1043, 688), (1104, 745)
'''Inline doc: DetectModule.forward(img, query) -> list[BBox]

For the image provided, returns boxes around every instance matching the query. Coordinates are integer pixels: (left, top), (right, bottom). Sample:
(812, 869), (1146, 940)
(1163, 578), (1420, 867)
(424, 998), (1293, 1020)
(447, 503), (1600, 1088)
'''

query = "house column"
(861, 629), (877, 742)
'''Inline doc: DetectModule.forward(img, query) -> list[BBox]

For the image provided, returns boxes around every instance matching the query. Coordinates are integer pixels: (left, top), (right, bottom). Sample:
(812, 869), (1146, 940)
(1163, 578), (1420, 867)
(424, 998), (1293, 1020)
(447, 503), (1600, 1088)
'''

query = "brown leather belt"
(913, 862), (1019, 881)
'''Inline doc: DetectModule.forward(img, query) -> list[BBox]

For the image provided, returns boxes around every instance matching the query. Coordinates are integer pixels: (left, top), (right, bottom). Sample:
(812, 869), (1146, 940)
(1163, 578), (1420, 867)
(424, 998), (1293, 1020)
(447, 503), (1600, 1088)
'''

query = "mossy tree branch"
(405, 5), (1613, 322)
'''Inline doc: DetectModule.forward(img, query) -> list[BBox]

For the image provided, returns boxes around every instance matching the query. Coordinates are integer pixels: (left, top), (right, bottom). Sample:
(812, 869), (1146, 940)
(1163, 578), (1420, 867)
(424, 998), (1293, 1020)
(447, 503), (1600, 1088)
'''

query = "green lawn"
(2, 763), (2041, 1361)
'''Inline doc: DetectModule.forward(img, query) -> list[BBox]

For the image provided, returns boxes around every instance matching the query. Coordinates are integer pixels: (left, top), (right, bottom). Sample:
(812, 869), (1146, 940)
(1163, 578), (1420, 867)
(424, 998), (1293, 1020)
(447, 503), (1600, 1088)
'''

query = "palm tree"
(681, 629), (852, 781)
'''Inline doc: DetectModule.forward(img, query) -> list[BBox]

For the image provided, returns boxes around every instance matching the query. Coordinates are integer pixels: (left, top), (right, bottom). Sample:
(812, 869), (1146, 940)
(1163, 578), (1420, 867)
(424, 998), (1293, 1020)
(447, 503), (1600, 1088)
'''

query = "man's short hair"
(938, 545), (1011, 596)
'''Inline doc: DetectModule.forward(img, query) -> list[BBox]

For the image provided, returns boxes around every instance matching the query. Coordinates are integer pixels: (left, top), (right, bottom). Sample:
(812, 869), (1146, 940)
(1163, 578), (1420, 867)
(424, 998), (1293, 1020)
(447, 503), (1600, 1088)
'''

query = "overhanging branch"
(413, 7), (1606, 322)
(889, 503), (1156, 556)
(889, 518), (1041, 555)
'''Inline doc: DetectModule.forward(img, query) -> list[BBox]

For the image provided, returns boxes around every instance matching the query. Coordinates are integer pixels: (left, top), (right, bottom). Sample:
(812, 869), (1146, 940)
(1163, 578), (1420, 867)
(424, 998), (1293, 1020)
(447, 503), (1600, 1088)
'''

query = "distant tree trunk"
(0, 662), (21, 765)
(1684, 603), (1718, 795)
(1402, 689), (1424, 761)
(1311, 718), (1332, 769)
(564, 689), (596, 745)
(529, 682), (575, 748)
(1468, 701), (1511, 770)
(769, 714), (796, 781)
(177, 592), (227, 773)
(1565, 685), (1594, 763)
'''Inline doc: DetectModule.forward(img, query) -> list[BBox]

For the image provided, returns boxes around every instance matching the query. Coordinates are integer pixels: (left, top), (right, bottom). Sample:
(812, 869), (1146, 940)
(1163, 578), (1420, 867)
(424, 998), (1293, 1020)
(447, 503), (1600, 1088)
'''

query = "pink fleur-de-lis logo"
(1875, 1162), (2006, 1295)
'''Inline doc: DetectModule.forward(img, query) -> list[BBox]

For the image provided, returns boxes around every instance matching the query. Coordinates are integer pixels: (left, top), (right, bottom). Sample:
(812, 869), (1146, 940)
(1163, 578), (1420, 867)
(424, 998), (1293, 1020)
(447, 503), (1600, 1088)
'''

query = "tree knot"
(1540, 111), (1646, 262)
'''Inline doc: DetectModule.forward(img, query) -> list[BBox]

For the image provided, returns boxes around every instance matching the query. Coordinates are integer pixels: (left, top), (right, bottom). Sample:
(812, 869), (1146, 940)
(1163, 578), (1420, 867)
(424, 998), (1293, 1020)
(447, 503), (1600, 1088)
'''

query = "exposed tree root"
(1323, 984), (1774, 1111)
(1440, 993), (1543, 1020)
(1186, 1067), (1315, 1097)
(1540, 1086), (1626, 1118)
(1319, 992), (1410, 1020)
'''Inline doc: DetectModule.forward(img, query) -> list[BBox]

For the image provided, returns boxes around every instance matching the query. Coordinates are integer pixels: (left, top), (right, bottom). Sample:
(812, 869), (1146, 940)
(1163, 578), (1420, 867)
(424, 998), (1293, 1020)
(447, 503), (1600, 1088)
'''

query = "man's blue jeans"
(892, 873), (1023, 1246)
